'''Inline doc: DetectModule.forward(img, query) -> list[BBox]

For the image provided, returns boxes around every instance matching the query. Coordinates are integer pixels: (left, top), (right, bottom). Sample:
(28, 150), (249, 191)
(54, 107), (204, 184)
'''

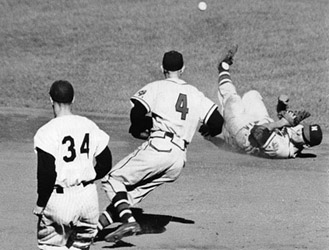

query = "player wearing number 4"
(97, 50), (224, 242)
(33, 80), (112, 250)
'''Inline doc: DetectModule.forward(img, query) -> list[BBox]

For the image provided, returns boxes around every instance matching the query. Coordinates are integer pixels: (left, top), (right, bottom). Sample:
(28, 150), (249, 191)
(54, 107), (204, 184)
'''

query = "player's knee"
(244, 90), (262, 100)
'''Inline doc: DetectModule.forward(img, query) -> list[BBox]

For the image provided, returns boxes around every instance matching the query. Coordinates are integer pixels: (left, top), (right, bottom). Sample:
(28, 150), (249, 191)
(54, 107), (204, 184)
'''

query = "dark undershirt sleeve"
(94, 147), (112, 180)
(129, 99), (153, 138)
(36, 148), (56, 207)
(205, 109), (224, 136)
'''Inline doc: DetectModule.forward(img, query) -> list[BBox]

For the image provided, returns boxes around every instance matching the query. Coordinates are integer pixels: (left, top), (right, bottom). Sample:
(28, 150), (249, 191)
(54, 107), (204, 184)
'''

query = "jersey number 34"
(62, 133), (90, 162)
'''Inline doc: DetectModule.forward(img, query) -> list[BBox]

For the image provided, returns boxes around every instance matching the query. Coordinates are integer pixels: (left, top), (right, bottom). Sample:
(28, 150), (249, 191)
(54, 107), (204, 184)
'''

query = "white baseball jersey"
(261, 125), (304, 158)
(34, 114), (110, 248)
(103, 77), (218, 206)
(34, 114), (109, 188)
(218, 82), (273, 155)
(131, 78), (218, 143)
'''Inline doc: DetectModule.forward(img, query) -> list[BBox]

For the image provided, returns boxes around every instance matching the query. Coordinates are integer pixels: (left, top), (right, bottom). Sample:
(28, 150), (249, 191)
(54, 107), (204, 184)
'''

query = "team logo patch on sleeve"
(138, 90), (147, 96)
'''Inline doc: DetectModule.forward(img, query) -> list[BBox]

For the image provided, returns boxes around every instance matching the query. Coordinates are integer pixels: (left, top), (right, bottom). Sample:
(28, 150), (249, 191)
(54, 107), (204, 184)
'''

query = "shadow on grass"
(207, 135), (318, 159)
(96, 207), (194, 248)
(296, 152), (317, 158)
(205, 135), (245, 154)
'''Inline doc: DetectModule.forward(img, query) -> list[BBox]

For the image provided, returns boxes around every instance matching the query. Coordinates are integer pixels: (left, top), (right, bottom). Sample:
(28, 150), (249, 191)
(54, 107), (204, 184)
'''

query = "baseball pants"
(102, 134), (187, 206)
(37, 184), (99, 250)
(218, 81), (273, 150)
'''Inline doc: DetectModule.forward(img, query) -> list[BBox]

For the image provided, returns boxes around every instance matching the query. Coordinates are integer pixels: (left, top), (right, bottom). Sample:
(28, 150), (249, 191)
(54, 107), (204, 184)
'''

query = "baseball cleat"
(104, 222), (141, 243)
(219, 44), (238, 66)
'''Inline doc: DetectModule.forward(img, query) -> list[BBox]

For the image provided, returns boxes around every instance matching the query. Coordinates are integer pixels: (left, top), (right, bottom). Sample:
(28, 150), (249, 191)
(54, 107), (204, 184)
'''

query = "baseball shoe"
(218, 44), (238, 68)
(104, 222), (141, 243)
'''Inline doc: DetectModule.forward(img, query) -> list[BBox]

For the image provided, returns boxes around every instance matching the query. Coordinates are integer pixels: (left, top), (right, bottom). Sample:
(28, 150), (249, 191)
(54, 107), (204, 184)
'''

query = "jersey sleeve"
(200, 95), (218, 124)
(261, 131), (290, 158)
(130, 82), (157, 113)
(93, 126), (110, 157)
(34, 124), (58, 156)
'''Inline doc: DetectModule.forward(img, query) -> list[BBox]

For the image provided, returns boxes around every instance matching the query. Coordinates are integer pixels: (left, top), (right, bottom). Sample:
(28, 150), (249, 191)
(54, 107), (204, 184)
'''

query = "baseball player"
(33, 80), (112, 250)
(214, 45), (323, 158)
(96, 50), (224, 242)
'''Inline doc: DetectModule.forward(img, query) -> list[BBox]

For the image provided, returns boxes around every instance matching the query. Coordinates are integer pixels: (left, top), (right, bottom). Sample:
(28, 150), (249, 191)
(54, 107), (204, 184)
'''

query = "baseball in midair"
(198, 1), (207, 11)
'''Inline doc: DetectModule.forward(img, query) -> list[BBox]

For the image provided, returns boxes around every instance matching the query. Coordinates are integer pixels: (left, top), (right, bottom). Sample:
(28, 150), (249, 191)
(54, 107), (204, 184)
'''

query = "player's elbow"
(205, 109), (224, 136)
(94, 147), (112, 180)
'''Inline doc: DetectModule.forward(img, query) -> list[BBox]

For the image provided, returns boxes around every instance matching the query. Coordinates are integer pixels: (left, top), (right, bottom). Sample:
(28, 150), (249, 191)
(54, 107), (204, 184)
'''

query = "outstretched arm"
(261, 118), (291, 131)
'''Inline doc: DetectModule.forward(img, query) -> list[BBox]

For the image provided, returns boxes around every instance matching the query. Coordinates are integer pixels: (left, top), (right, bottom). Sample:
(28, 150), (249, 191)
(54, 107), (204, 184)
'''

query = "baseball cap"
(162, 50), (184, 71)
(302, 124), (322, 146)
(49, 80), (74, 103)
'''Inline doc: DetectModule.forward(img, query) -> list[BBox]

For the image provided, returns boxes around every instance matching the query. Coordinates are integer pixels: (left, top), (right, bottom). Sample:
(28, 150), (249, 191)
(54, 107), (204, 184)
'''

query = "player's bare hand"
(280, 110), (310, 126)
(281, 110), (297, 126)
(33, 206), (45, 217)
(198, 124), (211, 137)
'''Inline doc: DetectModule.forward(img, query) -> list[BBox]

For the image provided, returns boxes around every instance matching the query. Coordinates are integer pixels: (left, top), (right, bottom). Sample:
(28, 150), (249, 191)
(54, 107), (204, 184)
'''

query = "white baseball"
(198, 2), (207, 11)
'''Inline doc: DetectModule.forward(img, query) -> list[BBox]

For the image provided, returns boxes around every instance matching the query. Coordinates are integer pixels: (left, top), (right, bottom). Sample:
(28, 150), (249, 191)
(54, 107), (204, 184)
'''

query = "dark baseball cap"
(302, 124), (322, 146)
(162, 50), (184, 71)
(49, 80), (74, 103)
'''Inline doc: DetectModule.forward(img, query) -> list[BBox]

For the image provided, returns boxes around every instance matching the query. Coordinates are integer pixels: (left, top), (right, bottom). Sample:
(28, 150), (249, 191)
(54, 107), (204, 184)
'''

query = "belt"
(150, 131), (188, 150)
(54, 181), (94, 194)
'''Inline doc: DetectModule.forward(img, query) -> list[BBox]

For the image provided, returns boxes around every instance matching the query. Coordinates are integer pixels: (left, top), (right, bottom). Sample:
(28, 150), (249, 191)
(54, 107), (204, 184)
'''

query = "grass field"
(0, 0), (328, 128)
(0, 1), (329, 249)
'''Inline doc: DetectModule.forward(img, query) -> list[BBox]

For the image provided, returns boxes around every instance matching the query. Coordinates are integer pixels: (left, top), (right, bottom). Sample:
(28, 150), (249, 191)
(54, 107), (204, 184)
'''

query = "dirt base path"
(0, 107), (328, 250)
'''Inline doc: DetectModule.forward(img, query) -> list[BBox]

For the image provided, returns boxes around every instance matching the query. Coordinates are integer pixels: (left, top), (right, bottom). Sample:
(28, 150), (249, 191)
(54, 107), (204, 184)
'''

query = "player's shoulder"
(35, 115), (96, 134)
(34, 118), (58, 145)
(35, 118), (56, 135)
(71, 115), (101, 130)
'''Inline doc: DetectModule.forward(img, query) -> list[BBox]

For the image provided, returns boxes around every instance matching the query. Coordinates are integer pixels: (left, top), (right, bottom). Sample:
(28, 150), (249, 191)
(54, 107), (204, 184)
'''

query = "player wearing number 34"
(33, 80), (112, 250)
(98, 51), (224, 242)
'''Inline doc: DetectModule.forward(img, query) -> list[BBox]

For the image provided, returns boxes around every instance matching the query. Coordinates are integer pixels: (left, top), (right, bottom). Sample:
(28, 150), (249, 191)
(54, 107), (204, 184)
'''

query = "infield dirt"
(0, 107), (328, 250)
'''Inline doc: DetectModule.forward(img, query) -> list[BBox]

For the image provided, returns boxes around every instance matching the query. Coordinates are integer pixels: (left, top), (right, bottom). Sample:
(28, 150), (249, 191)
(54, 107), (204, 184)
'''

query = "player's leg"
(242, 90), (274, 124)
(217, 61), (249, 137)
(111, 138), (185, 205)
(97, 142), (152, 239)
(68, 184), (99, 249)
(99, 139), (185, 242)
(217, 64), (237, 115)
(97, 142), (151, 233)
(104, 143), (185, 243)
(128, 151), (185, 205)
(37, 192), (75, 249)
(98, 178), (141, 242)
(217, 45), (238, 115)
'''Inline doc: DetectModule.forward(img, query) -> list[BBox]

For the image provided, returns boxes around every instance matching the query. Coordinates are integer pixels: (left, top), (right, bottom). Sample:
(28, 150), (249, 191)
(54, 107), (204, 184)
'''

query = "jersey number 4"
(62, 133), (90, 162)
(175, 93), (189, 120)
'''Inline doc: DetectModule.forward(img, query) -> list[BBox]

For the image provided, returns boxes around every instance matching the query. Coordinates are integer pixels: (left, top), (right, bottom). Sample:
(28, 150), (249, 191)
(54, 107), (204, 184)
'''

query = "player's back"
(34, 115), (109, 187)
(132, 78), (217, 143)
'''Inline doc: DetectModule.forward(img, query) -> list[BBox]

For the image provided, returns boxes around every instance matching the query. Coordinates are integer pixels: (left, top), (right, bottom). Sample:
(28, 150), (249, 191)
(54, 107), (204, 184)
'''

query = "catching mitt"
(279, 110), (311, 126)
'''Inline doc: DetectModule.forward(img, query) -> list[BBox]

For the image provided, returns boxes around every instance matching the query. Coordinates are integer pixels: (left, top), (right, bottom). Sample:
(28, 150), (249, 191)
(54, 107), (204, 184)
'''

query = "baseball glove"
(218, 44), (238, 67)
(279, 110), (311, 126)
